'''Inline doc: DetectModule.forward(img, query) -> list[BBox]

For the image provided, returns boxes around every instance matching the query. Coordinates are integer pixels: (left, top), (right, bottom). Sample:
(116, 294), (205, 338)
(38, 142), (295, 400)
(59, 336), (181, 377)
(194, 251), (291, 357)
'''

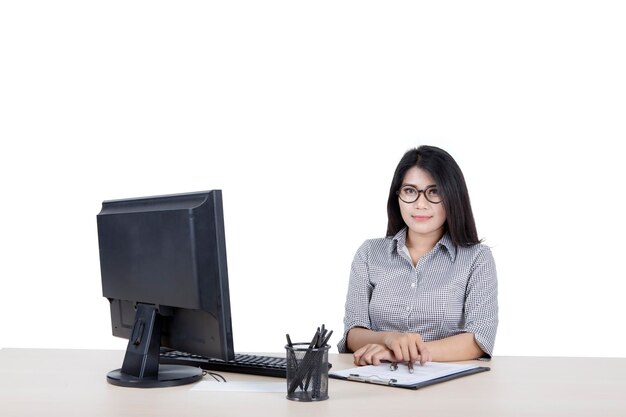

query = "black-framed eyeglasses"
(396, 185), (442, 204)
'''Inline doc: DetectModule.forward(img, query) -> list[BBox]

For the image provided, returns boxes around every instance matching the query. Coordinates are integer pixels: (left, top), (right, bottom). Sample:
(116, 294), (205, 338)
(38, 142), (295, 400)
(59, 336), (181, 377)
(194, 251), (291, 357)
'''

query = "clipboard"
(329, 362), (490, 390)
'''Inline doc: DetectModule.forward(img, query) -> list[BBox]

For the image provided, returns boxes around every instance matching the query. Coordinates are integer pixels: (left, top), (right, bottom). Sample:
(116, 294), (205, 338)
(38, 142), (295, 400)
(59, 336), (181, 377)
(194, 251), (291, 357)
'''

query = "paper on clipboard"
(329, 362), (489, 389)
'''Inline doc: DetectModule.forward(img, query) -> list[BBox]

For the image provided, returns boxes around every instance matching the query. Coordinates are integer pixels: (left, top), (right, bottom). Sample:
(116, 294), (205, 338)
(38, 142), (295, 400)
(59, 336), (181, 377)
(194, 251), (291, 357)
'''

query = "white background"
(1, 1), (625, 358)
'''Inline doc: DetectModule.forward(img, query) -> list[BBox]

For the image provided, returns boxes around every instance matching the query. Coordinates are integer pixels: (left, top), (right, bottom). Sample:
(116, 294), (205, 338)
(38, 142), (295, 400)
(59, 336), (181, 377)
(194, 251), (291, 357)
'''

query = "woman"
(338, 146), (498, 366)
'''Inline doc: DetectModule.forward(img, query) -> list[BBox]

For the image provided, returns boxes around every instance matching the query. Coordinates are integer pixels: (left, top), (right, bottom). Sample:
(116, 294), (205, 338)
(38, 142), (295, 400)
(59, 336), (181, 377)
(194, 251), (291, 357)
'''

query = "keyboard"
(160, 349), (288, 378)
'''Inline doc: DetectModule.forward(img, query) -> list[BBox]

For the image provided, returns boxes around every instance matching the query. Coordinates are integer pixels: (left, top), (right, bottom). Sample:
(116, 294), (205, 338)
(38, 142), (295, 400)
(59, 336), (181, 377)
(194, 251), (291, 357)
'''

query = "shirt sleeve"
(336, 241), (373, 353)
(462, 246), (499, 358)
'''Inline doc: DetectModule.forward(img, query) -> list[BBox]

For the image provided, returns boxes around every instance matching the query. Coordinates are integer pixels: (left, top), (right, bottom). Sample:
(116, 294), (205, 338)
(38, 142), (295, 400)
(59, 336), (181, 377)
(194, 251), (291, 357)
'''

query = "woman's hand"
(348, 328), (484, 364)
(353, 343), (396, 366)
(382, 332), (431, 366)
(352, 332), (432, 366)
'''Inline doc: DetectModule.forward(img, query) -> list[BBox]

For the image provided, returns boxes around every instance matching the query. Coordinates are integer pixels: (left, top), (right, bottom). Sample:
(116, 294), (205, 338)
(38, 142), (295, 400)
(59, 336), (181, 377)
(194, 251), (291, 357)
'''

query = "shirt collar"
(389, 228), (457, 262)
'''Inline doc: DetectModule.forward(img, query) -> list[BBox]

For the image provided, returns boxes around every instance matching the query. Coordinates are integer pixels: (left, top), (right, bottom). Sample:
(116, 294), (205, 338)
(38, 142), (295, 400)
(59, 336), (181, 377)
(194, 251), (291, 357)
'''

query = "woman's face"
(398, 166), (447, 241)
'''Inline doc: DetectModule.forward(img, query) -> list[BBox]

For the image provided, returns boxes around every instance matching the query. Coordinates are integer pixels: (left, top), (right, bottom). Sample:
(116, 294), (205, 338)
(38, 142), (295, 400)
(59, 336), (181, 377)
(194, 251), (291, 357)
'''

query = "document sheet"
(330, 362), (487, 388)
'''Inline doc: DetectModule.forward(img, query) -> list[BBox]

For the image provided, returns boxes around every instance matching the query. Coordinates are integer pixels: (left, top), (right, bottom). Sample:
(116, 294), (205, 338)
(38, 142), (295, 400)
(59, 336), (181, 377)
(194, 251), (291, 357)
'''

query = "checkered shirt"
(337, 228), (498, 357)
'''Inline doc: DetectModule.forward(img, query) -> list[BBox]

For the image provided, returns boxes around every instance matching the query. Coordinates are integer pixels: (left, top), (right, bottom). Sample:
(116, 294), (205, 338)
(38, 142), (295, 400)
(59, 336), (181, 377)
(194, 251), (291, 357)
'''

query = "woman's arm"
(461, 247), (499, 357)
(337, 242), (374, 353)
(348, 327), (483, 365)
(424, 332), (484, 361)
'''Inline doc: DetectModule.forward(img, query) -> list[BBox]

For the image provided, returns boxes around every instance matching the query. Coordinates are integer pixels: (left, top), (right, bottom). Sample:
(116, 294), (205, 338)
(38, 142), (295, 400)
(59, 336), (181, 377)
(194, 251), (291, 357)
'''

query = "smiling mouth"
(412, 215), (431, 221)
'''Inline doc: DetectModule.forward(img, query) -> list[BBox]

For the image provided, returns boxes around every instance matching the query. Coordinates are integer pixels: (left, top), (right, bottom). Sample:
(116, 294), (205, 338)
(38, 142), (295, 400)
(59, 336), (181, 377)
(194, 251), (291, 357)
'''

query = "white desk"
(1, 348), (625, 417)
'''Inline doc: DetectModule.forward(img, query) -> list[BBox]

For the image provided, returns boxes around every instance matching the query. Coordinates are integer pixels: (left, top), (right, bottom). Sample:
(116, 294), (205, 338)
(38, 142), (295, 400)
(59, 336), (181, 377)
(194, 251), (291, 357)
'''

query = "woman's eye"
(402, 187), (417, 195)
(427, 188), (439, 196)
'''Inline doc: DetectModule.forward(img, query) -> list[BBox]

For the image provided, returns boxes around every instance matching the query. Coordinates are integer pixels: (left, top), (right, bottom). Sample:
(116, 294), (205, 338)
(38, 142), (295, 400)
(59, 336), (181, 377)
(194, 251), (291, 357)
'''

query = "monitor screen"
(97, 190), (234, 387)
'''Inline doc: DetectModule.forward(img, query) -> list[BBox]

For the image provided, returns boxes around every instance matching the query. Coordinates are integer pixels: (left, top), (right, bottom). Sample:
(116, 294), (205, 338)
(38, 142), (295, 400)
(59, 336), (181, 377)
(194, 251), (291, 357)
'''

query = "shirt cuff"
(466, 326), (496, 359)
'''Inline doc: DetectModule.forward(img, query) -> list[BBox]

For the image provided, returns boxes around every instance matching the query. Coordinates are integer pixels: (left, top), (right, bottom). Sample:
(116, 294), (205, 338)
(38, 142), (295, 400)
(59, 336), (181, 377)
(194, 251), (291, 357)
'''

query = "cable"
(202, 370), (227, 382)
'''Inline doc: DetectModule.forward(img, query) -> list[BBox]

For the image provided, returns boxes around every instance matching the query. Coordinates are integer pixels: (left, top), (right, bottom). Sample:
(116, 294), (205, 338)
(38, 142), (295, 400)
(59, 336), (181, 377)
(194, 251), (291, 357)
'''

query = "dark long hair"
(386, 146), (480, 247)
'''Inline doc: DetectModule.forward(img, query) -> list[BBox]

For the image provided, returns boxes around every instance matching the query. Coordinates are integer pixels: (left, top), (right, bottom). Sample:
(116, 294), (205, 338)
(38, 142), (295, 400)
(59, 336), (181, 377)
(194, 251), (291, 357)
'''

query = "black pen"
(304, 328), (324, 391)
(286, 333), (306, 391)
(288, 330), (321, 394)
(320, 330), (333, 347)
(408, 361), (414, 374)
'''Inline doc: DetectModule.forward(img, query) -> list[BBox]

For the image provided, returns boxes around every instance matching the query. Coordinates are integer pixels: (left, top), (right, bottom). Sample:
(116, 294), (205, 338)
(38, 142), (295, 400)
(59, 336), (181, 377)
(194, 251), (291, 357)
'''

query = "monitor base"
(107, 364), (202, 388)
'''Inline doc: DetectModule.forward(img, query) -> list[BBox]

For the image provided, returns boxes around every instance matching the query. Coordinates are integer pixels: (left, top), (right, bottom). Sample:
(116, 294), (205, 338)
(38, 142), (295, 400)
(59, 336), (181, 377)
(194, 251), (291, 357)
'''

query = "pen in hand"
(389, 361), (414, 373)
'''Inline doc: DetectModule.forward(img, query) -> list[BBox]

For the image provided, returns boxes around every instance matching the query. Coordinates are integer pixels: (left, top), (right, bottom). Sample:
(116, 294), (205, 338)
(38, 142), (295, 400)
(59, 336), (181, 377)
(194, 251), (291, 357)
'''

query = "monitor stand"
(106, 303), (202, 388)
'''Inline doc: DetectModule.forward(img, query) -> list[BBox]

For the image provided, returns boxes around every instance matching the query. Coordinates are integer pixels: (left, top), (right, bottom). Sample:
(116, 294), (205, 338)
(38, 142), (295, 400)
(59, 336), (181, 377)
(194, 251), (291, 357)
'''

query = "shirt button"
(411, 283), (416, 288)
(406, 307), (410, 312)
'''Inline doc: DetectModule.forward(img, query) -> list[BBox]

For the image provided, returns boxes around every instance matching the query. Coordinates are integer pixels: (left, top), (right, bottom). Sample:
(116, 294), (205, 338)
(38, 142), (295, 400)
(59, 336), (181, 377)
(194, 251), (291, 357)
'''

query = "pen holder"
(285, 343), (330, 402)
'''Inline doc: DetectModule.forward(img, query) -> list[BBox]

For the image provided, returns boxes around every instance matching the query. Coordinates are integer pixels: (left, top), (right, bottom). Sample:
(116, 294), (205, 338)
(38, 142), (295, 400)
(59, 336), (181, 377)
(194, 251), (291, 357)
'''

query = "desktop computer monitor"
(97, 190), (235, 388)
